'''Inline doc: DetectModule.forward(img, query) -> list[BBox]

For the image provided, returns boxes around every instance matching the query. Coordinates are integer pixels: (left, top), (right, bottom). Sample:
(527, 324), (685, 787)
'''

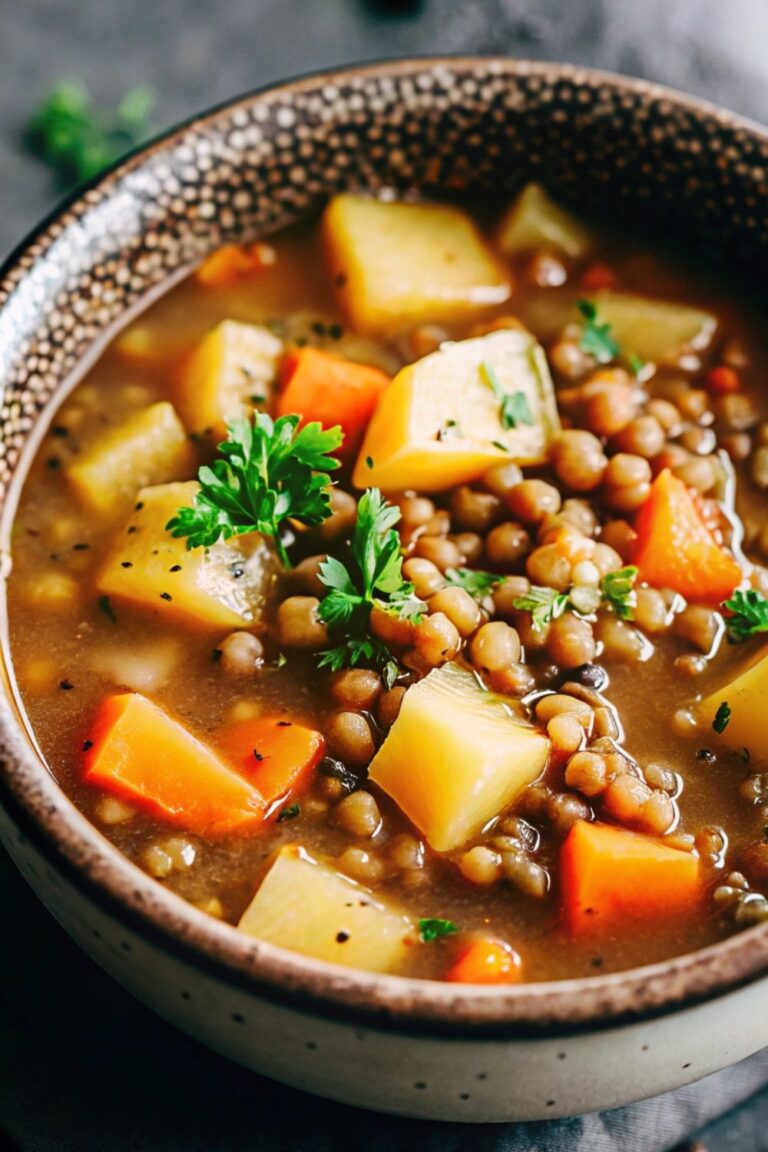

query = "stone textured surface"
(1, 1), (768, 1148)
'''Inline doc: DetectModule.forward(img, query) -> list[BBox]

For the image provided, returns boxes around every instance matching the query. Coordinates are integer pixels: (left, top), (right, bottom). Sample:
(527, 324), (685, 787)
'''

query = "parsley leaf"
(97, 594), (117, 624)
(722, 589), (768, 643)
(713, 702), (731, 735)
(478, 361), (534, 430)
(512, 586), (570, 632)
(277, 802), (300, 822)
(317, 489), (426, 680)
(445, 567), (503, 602)
(418, 918), (459, 943)
(166, 412), (342, 567)
(26, 82), (155, 186)
(601, 566), (638, 621)
(576, 299), (620, 363)
(514, 567), (639, 631)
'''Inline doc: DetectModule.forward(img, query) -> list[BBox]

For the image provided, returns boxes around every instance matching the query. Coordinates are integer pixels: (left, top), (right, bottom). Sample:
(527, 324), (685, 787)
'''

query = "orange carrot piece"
(278, 346), (389, 456)
(561, 820), (700, 935)
(83, 693), (266, 836)
(446, 937), (523, 984)
(632, 468), (742, 604)
(216, 715), (325, 815)
(196, 242), (275, 287)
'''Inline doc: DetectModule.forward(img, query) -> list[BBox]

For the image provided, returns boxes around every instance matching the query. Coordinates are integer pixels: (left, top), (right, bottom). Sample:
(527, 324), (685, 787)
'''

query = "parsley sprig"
(445, 567), (503, 603)
(602, 565), (639, 621)
(713, 702), (731, 735)
(576, 299), (645, 376)
(26, 82), (155, 186)
(514, 566), (639, 631)
(317, 489), (426, 686)
(722, 589), (768, 643)
(166, 413), (342, 567)
(576, 299), (620, 363)
(478, 362), (535, 430)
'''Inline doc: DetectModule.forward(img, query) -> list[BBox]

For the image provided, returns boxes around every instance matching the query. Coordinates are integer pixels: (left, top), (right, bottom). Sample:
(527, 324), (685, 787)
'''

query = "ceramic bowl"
(1, 58), (767, 1124)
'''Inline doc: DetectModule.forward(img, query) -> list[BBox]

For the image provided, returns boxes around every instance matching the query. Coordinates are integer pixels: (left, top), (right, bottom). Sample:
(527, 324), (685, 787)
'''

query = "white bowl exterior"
(3, 802), (766, 1122)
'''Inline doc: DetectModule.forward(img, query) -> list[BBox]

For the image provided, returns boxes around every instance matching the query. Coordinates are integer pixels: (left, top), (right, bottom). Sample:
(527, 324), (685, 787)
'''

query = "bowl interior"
(2, 57), (768, 1035)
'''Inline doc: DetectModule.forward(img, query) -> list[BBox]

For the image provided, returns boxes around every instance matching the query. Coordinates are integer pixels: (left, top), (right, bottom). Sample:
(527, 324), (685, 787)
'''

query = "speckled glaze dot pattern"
(0, 61), (767, 1120)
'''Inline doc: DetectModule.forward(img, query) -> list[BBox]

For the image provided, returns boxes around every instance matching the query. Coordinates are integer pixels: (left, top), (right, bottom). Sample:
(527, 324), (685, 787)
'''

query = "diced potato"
(699, 646), (768, 752)
(591, 292), (717, 363)
(352, 328), (559, 491)
(176, 320), (282, 440)
(368, 662), (550, 852)
(238, 845), (414, 972)
(67, 402), (195, 517)
(324, 194), (510, 335)
(97, 481), (279, 630)
(497, 183), (592, 259)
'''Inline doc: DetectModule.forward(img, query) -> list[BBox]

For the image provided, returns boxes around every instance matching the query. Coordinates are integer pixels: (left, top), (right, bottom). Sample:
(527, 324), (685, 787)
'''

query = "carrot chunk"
(446, 937), (523, 984)
(83, 693), (266, 835)
(195, 242), (275, 287)
(561, 820), (700, 935)
(632, 469), (741, 604)
(216, 715), (325, 815)
(277, 346), (390, 456)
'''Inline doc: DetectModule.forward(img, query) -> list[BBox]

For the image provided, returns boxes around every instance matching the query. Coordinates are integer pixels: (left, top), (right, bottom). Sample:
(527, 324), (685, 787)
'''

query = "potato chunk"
(97, 481), (278, 630)
(176, 320), (282, 440)
(591, 292), (717, 363)
(238, 845), (414, 972)
(497, 183), (592, 259)
(699, 646), (768, 752)
(67, 401), (195, 517)
(368, 662), (549, 852)
(353, 328), (559, 491)
(324, 194), (510, 335)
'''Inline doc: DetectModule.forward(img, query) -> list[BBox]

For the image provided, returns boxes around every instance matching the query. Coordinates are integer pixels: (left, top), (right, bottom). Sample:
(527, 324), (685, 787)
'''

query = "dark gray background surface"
(2, 1), (768, 1148)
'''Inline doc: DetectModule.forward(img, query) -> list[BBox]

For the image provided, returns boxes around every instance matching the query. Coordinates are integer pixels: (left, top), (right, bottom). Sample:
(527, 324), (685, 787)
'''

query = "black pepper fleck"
(59, 679), (74, 691)
(169, 564), (182, 573)
(82, 740), (93, 751)
(121, 561), (133, 569)
(160, 592), (172, 602)
(335, 931), (350, 944)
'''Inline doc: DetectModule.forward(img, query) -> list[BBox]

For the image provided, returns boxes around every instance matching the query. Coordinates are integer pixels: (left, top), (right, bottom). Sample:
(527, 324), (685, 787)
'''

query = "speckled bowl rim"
(1, 56), (768, 1040)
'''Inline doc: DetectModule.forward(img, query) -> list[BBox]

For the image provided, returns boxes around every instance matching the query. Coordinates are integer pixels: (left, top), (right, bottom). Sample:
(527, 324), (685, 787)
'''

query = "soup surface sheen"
(9, 187), (768, 984)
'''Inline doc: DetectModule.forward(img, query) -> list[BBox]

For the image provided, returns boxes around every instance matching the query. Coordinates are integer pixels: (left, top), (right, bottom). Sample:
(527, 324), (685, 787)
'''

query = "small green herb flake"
(513, 586), (569, 632)
(627, 352), (645, 377)
(26, 82), (155, 187)
(499, 391), (535, 429)
(576, 299), (621, 363)
(445, 567), (503, 602)
(97, 595), (116, 624)
(366, 455), (374, 470)
(418, 918), (458, 943)
(713, 702), (731, 735)
(277, 802), (300, 822)
(479, 361), (534, 432)
(722, 589), (768, 642)
(166, 412), (343, 567)
(601, 566), (638, 621)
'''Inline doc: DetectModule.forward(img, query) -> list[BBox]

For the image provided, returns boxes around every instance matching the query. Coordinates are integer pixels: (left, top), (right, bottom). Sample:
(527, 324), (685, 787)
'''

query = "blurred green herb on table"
(25, 82), (155, 187)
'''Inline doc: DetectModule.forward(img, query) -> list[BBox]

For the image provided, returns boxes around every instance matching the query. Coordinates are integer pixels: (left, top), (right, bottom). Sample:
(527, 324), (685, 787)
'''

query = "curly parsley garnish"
(601, 566), (639, 621)
(26, 82), (155, 186)
(166, 412), (342, 567)
(513, 585), (570, 632)
(576, 299), (621, 363)
(317, 488), (426, 686)
(722, 589), (768, 643)
(445, 567), (503, 603)
(713, 702), (731, 735)
(478, 362), (534, 430)
(514, 566), (639, 631)
(418, 918), (458, 943)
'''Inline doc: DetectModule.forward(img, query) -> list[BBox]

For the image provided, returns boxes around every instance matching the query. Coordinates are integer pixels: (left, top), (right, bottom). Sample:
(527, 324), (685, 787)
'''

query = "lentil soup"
(9, 187), (768, 984)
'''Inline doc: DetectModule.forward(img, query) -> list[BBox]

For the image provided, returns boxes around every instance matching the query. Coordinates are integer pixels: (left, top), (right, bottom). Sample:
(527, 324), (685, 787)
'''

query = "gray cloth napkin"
(2, 852), (767, 1152)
